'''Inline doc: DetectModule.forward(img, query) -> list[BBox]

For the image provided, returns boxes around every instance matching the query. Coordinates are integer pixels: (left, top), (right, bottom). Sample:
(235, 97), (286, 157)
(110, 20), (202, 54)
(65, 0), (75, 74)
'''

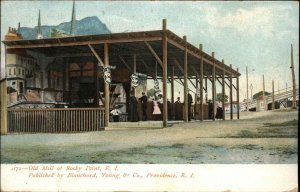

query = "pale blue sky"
(1, 1), (299, 100)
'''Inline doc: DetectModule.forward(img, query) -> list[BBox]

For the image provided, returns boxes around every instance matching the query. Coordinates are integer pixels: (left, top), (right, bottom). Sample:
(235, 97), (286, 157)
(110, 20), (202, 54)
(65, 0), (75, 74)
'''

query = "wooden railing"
(7, 108), (105, 133)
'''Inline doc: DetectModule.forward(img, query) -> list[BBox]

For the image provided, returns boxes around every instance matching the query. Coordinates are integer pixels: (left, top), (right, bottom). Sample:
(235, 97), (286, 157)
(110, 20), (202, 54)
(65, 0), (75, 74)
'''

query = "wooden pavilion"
(0, 19), (240, 134)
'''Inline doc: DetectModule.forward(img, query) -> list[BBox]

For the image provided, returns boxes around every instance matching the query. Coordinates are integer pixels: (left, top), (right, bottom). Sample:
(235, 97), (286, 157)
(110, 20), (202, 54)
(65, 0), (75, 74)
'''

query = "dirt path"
(1, 110), (298, 164)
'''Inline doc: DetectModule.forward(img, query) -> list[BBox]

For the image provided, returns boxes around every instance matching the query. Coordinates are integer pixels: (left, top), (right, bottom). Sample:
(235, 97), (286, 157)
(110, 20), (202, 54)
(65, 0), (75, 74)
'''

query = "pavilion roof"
(2, 29), (241, 77)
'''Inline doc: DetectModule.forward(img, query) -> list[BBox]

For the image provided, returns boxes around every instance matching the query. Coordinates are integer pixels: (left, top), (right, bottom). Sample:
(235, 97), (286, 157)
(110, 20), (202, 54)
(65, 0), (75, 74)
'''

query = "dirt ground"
(1, 109), (298, 164)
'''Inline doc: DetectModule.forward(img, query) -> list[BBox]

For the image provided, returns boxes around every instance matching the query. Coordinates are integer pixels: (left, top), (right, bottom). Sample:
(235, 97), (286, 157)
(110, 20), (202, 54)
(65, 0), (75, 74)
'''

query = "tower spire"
(70, 0), (76, 36)
(36, 10), (43, 39)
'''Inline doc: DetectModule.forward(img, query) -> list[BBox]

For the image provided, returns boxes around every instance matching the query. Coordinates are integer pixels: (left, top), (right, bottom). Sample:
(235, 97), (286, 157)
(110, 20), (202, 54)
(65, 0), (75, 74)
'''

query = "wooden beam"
(175, 78), (184, 86)
(104, 43), (109, 128)
(0, 79), (7, 135)
(190, 65), (204, 88)
(171, 63), (174, 103)
(94, 61), (100, 107)
(230, 64), (233, 120)
(88, 44), (104, 67)
(174, 59), (196, 90)
(140, 60), (156, 79)
(236, 68), (240, 119)
(133, 54), (137, 96)
(200, 45), (204, 121)
(212, 52), (216, 121)
(49, 53), (94, 58)
(205, 77), (208, 103)
(162, 19), (168, 127)
(272, 80), (275, 110)
(218, 76), (236, 89)
(118, 55), (132, 71)
(133, 54), (137, 73)
(144, 41), (163, 67)
(166, 38), (238, 76)
(183, 36), (188, 122)
(222, 60), (225, 120)
(6, 36), (163, 49)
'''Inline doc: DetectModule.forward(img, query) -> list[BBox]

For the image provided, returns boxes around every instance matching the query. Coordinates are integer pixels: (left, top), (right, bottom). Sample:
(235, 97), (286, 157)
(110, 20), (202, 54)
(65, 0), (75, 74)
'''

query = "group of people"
(111, 91), (224, 122)
(208, 99), (224, 120)
(111, 91), (195, 122)
(128, 91), (163, 122)
(127, 91), (148, 122)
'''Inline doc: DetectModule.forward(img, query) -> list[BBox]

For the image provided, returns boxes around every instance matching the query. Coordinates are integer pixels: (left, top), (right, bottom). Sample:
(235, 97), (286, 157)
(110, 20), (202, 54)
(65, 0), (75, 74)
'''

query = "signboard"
(103, 67), (111, 84)
(154, 79), (161, 96)
(131, 73), (139, 88)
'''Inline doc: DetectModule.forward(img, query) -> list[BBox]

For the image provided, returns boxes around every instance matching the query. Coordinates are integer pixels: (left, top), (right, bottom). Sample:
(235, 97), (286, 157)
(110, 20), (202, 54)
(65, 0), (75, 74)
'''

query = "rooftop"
(2, 29), (241, 77)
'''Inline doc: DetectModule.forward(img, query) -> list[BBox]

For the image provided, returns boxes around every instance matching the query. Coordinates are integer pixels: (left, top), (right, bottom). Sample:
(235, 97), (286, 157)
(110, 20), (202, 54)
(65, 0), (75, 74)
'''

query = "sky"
(1, 1), (299, 101)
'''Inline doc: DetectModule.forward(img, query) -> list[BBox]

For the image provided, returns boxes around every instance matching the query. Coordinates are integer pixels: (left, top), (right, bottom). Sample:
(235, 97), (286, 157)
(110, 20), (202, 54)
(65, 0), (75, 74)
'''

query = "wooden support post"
(41, 71), (44, 102)
(195, 73), (199, 120)
(68, 62), (73, 105)
(246, 66), (249, 111)
(62, 60), (66, 102)
(205, 77), (208, 103)
(0, 79), (8, 135)
(222, 60), (225, 120)
(174, 59), (196, 88)
(104, 43), (109, 128)
(171, 63), (174, 104)
(236, 68), (240, 119)
(195, 75), (199, 93)
(290, 44), (296, 109)
(65, 60), (69, 91)
(133, 54), (137, 96)
(171, 62), (174, 120)
(133, 54), (137, 73)
(263, 74), (266, 110)
(230, 64), (233, 120)
(162, 19), (168, 127)
(272, 79), (275, 110)
(94, 61), (100, 107)
(183, 35), (188, 122)
(212, 52), (215, 121)
(200, 44), (203, 121)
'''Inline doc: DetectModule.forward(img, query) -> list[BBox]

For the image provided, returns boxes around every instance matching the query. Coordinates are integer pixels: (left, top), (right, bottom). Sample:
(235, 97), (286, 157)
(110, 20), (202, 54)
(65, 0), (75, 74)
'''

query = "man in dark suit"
(128, 91), (139, 122)
(139, 92), (148, 121)
(188, 92), (193, 121)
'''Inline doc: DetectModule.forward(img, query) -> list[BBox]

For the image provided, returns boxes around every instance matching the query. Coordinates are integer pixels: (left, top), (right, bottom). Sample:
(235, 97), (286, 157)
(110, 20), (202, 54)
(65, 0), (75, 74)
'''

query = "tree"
(252, 91), (270, 100)
(216, 93), (229, 102)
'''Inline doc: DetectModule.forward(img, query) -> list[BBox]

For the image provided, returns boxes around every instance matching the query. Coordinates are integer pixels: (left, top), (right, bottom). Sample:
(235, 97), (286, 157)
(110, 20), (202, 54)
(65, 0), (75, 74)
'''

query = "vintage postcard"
(0, 1), (298, 191)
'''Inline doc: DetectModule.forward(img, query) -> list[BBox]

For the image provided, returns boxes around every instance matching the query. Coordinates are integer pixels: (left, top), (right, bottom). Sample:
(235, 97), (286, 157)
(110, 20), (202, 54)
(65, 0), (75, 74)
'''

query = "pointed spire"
(36, 10), (43, 39)
(37, 10), (41, 34)
(70, 0), (76, 36)
(17, 22), (21, 33)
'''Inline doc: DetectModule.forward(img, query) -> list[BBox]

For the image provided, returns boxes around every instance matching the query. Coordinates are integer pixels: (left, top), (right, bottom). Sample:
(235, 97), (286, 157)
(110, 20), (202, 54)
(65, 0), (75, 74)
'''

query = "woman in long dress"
(152, 100), (161, 120)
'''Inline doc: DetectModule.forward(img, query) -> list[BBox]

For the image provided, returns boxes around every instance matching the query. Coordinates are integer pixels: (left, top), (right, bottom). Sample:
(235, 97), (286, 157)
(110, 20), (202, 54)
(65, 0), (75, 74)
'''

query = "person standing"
(152, 98), (161, 121)
(139, 92), (148, 121)
(174, 97), (181, 120)
(157, 94), (163, 120)
(208, 99), (213, 120)
(128, 91), (139, 122)
(110, 105), (121, 122)
(188, 92), (193, 121)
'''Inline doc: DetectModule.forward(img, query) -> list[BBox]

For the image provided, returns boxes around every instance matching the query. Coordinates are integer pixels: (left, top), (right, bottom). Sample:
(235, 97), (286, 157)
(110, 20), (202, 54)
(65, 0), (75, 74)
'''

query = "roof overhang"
(2, 30), (241, 77)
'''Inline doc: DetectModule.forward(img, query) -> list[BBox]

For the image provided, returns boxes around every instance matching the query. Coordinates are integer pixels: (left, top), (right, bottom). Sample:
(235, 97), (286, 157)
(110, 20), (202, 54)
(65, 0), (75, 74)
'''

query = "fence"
(7, 108), (105, 133)
(241, 86), (299, 110)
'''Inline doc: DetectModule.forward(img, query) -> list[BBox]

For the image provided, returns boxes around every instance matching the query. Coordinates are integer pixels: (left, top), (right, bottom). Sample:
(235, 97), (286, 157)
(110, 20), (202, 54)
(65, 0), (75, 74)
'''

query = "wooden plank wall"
(7, 108), (105, 133)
